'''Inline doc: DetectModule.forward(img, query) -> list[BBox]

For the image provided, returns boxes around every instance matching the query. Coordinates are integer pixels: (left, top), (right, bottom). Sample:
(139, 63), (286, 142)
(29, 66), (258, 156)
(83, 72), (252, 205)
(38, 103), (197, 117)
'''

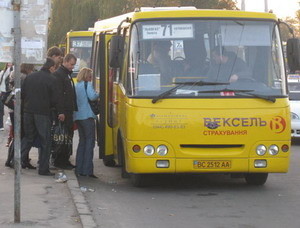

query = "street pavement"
(0, 110), (96, 227)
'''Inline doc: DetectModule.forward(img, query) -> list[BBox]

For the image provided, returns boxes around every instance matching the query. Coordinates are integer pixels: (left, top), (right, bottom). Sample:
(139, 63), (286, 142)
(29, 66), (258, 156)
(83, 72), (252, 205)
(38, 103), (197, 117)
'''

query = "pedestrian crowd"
(0, 46), (99, 178)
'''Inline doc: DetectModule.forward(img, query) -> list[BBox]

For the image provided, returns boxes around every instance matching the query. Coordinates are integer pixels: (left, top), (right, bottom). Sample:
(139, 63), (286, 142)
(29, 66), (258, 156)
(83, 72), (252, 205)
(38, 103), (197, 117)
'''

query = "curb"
(65, 170), (97, 228)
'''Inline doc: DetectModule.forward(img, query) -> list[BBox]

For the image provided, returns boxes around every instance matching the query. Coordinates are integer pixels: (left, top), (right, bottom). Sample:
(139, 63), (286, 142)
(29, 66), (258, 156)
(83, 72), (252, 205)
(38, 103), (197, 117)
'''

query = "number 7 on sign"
(162, 24), (172, 36)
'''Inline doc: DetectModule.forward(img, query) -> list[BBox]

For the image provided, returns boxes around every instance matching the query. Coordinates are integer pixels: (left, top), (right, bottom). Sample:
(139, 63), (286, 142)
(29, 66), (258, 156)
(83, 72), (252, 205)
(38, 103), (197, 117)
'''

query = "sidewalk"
(0, 115), (95, 227)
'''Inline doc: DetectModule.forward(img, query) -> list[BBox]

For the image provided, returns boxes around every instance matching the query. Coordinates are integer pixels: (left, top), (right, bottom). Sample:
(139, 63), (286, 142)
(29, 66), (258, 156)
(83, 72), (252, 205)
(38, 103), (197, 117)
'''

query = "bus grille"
(180, 144), (244, 148)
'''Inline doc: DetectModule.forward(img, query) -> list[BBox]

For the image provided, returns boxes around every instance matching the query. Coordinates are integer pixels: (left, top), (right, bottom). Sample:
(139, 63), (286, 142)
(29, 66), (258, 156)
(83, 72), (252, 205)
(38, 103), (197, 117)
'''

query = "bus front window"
(69, 37), (93, 72)
(128, 20), (286, 99)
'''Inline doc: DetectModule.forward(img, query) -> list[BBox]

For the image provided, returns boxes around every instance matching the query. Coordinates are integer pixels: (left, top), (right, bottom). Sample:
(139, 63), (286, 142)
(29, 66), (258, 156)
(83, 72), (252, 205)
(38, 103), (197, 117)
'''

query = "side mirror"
(109, 35), (124, 68)
(287, 38), (300, 73)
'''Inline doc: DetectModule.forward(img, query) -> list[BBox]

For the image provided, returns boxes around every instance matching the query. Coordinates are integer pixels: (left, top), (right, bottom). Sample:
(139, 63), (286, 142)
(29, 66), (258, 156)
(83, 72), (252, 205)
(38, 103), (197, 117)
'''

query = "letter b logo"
(270, 116), (286, 133)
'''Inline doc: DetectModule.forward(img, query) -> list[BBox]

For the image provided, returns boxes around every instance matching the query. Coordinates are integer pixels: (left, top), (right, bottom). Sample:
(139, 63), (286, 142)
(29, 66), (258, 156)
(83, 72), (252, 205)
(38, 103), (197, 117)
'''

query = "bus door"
(98, 33), (118, 166)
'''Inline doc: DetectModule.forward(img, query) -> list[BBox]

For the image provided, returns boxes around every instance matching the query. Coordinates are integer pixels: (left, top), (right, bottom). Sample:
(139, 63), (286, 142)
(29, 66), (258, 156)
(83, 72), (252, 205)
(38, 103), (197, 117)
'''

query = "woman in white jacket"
(0, 63), (13, 131)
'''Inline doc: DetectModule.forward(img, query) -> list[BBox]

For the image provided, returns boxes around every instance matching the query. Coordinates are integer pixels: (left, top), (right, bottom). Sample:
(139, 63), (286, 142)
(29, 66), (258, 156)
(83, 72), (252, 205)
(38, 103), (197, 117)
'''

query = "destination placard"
(142, 24), (194, 40)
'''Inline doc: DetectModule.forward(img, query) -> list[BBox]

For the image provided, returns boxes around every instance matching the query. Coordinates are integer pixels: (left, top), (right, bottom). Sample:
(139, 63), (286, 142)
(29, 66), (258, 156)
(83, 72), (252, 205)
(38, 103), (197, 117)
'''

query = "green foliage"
(0, 62), (5, 70)
(48, 0), (101, 47)
(48, 0), (237, 47)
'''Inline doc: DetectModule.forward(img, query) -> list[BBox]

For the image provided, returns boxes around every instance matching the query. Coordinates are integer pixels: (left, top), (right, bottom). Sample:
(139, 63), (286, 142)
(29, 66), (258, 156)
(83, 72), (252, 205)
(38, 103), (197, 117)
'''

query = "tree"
(48, 0), (238, 47)
(280, 15), (300, 42)
(122, 0), (237, 12)
(48, 0), (101, 47)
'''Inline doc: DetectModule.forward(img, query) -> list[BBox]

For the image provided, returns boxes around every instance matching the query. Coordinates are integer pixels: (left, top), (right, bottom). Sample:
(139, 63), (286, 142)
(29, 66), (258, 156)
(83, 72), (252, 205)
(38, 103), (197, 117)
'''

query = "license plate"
(193, 160), (231, 169)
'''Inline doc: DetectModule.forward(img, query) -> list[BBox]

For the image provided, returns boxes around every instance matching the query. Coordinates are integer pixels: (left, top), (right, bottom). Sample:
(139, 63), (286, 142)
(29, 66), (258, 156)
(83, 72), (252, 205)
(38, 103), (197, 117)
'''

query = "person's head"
(211, 46), (229, 64)
(3, 62), (13, 71)
(76, 67), (93, 82)
(148, 40), (172, 65)
(42, 58), (56, 73)
(47, 46), (63, 66)
(63, 53), (77, 71)
(152, 40), (171, 55)
(20, 64), (35, 75)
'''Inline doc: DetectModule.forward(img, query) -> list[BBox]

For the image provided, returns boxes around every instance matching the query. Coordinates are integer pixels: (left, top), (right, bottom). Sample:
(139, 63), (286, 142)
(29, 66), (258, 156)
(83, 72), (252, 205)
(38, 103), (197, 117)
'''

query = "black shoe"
(88, 174), (98, 179)
(5, 161), (14, 168)
(66, 161), (76, 168)
(39, 171), (55, 176)
(62, 164), (74, 170)
(22, 162), (36, 169)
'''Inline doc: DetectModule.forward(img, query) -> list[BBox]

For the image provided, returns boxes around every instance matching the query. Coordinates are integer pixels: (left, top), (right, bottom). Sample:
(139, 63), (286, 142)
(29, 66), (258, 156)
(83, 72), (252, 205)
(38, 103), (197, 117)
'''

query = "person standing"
(53, 53), (77, 169)
(74, 68), (99, 178)
(0, 63), (14, 131)
(5, 63), (35, 168)
(47, 46), (63, 70)
(0, 97), (3, 131)
(21, 58), (59, 175)
(45, 46), (63, 167)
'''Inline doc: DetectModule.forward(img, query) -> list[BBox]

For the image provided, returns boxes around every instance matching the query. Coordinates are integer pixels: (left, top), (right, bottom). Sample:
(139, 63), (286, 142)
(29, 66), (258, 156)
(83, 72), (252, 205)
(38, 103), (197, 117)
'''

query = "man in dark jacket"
(21, 58), (59, 176)
(208, 46), (252, 83)
(52, 53), (77, 169)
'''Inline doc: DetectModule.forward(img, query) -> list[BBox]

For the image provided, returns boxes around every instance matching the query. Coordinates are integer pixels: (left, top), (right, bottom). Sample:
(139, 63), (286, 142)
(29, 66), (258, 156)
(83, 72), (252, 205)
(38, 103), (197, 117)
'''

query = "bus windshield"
(127, 19), (286, 99)
(69, 36), (93, 72)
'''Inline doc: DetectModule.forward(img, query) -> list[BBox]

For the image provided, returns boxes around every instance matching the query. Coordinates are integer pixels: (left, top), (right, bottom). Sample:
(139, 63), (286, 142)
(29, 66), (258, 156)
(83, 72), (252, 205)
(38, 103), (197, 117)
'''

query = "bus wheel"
(130, 174), (147, 187)
(121, 156), (129, 178)
(103, 157), (116, 167)
(245, 173), (268, 186)
(118, 133), (129, 178)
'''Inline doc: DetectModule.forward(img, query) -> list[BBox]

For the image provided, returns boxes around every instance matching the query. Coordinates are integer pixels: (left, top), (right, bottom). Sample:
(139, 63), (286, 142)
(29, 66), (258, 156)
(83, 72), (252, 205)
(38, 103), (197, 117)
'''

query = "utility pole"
(264, 0), (268, 12)
(241, 0), (245, 11)
(12, 0), (21, 223)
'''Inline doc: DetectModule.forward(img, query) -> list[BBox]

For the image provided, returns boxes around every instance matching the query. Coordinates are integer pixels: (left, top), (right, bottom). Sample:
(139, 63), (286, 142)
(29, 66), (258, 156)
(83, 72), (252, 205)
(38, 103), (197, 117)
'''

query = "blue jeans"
(75, 118), (95, 175)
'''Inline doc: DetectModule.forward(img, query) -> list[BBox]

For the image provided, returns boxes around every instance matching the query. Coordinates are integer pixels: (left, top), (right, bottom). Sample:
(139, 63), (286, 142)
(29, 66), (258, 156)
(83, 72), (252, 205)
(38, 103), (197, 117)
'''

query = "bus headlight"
(157, 145), (168, 156)
(256, 145), (267, 156)
(144, 145), (155, 156)
(269, 145), (279, 155)
(291, 112), (299, 119)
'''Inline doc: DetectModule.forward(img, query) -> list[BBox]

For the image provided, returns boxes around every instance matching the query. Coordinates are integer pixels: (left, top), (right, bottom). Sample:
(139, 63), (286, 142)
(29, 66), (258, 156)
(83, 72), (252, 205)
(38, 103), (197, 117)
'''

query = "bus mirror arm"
(278, 19), (294, 38)
(117, 18), (130, 35)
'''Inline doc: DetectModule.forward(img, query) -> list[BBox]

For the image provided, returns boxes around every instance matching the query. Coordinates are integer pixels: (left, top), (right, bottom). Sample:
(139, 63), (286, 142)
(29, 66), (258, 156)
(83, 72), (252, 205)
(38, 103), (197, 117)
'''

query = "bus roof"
(67, 30), (94, 37)
(93, 8), (277, 33)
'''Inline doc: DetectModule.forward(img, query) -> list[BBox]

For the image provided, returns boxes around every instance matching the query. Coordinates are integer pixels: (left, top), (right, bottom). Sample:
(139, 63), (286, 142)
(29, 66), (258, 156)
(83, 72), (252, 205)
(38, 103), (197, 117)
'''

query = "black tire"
(130, 174), (147, 187)
(103, 157), (116, 167)
(245, 173), (268, 186)
(117, 133), (129, 178)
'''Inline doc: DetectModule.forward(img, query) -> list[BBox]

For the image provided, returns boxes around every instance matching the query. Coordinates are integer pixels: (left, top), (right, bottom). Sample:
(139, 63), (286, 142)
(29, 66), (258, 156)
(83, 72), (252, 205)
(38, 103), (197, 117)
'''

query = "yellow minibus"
(91, 7), (297, 186)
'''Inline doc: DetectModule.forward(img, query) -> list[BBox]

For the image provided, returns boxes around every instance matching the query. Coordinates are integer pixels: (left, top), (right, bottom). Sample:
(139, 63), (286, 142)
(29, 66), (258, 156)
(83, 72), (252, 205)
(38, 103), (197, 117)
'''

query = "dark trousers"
(75, 118), (95, 175)
(21, 113), (51, 173)
(53, 111), (73, 166)
(0, 99), (4, 128)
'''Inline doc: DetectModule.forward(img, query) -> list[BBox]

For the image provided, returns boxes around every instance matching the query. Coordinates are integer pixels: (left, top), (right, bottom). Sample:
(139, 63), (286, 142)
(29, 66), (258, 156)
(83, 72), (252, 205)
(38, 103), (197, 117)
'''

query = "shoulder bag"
(1, 90), (14, 110)
(84, 82), (100, 115)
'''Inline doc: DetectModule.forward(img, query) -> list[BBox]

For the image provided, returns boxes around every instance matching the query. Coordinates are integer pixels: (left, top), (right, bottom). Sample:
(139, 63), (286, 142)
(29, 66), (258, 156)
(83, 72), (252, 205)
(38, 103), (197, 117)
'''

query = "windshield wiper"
(174, 81), (229, 86)
(198, 88), (276, 103)
(152, 81), (229, 104)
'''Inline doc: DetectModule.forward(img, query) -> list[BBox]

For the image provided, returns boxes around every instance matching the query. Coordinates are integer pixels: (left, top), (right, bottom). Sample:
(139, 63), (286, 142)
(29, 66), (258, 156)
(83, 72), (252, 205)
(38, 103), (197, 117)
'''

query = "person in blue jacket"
(74, 67), (99, 178)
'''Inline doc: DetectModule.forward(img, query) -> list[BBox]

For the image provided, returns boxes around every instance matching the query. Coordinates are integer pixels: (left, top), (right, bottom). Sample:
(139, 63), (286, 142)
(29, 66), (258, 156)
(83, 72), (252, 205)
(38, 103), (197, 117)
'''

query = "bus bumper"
(126, 157), (289, 174)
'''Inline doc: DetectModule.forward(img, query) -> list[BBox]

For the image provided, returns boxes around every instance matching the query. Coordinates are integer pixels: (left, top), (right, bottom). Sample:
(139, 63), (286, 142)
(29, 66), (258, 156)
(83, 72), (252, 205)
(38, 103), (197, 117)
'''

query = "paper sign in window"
(142, 24), (194, 40)
(138, 74), (161, 91)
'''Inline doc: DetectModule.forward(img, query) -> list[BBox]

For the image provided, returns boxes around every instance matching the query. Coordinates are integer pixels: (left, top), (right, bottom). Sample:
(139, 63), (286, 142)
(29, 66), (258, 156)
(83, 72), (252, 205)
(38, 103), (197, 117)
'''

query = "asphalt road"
(77, 139), (300, 228)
